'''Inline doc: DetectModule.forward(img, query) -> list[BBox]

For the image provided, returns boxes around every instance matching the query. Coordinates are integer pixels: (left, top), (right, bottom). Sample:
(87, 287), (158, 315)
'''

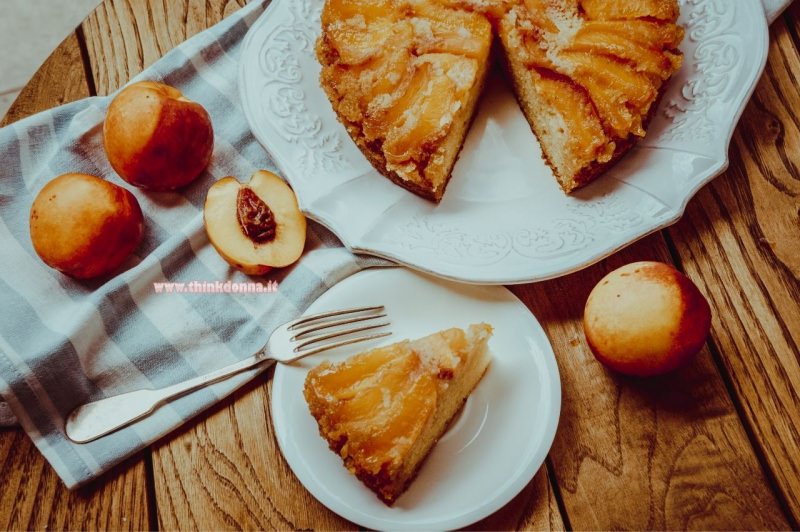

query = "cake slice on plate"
(304, 323), (493, 504)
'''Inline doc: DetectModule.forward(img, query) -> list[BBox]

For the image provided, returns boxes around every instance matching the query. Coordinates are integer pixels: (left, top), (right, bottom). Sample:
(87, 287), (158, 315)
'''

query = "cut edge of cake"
(497, 37), (637, 193)
(389, 323), (493, 500)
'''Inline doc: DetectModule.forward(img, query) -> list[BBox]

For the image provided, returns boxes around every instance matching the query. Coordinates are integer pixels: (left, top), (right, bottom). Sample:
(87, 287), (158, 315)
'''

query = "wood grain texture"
(0, 30), (152, 532)
(511, 235), (790, 530)
(0, 430), (150, 531)
(81, 0), (247, 95)
(3, 0), (799, 529)
(0, 33), (91, 127)
(152, 375), (355, 530)
(666, 10), (800, 524)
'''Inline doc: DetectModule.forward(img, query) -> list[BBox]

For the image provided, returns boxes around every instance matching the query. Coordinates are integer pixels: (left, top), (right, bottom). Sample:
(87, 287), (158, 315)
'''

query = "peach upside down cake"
(317, 0), (684, 201)
(304, 324), (493, 504)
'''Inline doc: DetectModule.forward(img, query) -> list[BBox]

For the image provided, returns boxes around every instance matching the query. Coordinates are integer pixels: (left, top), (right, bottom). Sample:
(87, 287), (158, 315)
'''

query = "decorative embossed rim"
(239, 0), (774, 285)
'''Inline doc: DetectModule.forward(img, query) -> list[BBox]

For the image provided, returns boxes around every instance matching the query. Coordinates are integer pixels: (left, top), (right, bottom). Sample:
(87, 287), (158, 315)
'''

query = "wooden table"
(1, 1), (799, 529)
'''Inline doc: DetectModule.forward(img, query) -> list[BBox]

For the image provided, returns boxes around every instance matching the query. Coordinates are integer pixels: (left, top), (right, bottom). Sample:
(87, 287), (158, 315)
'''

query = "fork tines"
(289, 305), (391, 356)
(288, 305), (384, 330)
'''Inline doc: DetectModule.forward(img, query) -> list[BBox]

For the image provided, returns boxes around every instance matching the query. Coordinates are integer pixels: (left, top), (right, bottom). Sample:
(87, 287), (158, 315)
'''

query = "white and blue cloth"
(0, 0), (387, 488)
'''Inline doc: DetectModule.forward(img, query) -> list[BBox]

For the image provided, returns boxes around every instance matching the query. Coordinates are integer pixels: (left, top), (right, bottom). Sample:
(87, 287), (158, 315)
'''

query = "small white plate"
(271, 268), (561, 530)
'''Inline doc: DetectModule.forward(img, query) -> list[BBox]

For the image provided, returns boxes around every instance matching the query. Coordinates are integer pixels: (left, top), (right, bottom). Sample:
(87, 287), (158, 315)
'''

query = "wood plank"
(511, 234), (790, 530)
(665, 11), (800, 523)
(81, 0), (247, 96)
(0, 28), (153, 531)
(152, 375), (354, 530)
(1, 33), (91, 126)
(0, 430), (150, 531)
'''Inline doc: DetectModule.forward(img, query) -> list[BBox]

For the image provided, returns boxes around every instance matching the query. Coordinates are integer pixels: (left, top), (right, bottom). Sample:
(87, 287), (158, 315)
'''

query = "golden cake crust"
(318, 37), (442, 201)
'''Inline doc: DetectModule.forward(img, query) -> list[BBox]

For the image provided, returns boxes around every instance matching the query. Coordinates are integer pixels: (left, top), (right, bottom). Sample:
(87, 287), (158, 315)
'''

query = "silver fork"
(65, 305), (390, 444)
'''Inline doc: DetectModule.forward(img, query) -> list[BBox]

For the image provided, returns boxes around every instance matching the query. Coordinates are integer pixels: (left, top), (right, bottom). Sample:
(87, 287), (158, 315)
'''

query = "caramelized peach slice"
(306, 344), (437, 475)
(326, 17), (396, 65)
(432, 0), (513, 20)
(382, 55), (477, 164)
(563, 52), (658, 137)
(321, 0), (394, 27)
(569, 26), (677, 79)
(579, 0), (679, 21)
(583, 19), (684, 49)
(363, 57), (434, 141)
(308, 345), (399, 397)
(357, 22), (415, 101)
(320, 26), (414, 124)
(354, 370), (436, 470)
(409, 5), (492, 59)
(521, 0), (560, 32)
(520, 31), (557, 69)
(332, 351), (419, 426)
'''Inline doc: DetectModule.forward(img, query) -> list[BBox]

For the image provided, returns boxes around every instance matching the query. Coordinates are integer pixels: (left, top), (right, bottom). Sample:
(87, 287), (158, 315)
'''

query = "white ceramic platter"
(240, 0), (784, 284)
(270, 268), (561, 530)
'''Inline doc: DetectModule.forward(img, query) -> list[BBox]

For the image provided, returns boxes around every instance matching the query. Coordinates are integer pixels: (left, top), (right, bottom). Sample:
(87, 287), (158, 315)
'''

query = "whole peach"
(583, 261), (711, 377)
(103, 81), (214, 190)
(29, 173), (144, 279)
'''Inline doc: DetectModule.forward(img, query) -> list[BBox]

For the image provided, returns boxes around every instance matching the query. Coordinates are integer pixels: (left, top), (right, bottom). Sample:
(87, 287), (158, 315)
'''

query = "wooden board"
(0, 33), (91, 127)
(666, 10), (800, 523)
(81, 0), (247, 96)
(0, 430), (150, 531)
(471, 466), (565, 531)
(1, 0), (799, 529)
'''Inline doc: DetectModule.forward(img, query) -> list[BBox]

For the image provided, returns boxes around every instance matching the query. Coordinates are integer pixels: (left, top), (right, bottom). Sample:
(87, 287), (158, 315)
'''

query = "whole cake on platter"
(317, 0), (684, 201)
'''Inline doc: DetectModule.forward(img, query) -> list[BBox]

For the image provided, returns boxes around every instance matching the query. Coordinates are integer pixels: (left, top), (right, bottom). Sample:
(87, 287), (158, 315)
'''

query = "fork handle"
(65, 353), (274, 444)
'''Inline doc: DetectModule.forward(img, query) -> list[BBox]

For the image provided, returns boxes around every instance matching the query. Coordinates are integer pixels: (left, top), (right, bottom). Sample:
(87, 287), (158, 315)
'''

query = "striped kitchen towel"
(0, 0), (388, 488)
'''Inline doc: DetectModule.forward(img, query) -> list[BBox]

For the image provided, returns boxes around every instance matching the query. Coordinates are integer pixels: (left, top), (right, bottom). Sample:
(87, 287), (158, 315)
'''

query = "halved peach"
(203, 170), (306, 275)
